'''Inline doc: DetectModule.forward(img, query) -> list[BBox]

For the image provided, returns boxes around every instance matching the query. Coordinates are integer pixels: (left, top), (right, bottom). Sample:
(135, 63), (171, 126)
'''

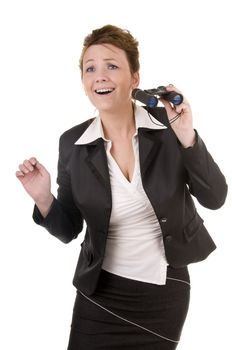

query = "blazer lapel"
(138, 128), (165, 178)
(85, 138), (111, 193)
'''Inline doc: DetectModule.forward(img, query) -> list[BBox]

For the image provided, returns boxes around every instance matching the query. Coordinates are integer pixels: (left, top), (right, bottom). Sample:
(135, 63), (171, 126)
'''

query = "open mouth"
(95, 88), (115, 95)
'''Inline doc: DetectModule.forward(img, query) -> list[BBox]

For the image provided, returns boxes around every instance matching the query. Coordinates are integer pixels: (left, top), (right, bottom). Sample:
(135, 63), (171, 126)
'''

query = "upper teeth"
(95, 88), (114, 93)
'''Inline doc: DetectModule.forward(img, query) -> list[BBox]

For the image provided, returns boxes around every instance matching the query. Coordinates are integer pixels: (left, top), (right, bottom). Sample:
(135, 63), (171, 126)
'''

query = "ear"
(132, 71), (140, 89)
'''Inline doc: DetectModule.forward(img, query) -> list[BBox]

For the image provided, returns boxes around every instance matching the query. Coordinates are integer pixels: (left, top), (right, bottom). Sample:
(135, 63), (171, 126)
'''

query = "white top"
(75, 105), (168, 285)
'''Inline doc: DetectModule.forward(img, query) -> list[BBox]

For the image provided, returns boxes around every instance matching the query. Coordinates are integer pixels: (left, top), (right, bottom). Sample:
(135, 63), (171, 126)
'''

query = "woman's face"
(82, 44), (139, 114)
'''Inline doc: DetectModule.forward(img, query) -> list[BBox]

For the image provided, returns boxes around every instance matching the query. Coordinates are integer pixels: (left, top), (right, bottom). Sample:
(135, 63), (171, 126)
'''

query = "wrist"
(178, 129), (196, 148)
(35, 193), (54, 218)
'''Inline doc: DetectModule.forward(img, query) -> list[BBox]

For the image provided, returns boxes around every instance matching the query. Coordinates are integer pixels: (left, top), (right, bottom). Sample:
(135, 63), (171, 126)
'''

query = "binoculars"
(132, 86), (183, 108)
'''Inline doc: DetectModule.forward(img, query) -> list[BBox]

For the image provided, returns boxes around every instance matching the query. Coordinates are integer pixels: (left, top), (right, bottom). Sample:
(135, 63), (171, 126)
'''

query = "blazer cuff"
(32, 198), (56, 227)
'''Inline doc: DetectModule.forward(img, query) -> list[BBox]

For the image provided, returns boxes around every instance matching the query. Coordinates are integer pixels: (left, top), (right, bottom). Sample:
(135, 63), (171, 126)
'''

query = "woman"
(16, 25), (227, 349)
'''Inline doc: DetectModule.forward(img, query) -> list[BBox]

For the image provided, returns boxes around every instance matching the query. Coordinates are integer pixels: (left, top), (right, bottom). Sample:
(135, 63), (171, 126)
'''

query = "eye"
(108, 64), (118, 70)
(85, 66), (95, 73)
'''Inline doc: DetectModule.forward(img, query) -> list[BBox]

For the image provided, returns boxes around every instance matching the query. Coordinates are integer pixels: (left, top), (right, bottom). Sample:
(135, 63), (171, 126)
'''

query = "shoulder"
(59, 118), (95, 147)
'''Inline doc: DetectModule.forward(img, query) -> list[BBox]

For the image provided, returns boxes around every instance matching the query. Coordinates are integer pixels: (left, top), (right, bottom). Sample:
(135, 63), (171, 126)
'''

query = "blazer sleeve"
(149, 106), (228, 209)
(180, 130), (228, 209)
(33, 135), (84, 243)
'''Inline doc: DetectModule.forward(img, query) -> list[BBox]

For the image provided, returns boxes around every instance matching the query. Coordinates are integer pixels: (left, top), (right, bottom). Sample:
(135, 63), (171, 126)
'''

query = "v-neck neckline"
(108, 151), (137, 185)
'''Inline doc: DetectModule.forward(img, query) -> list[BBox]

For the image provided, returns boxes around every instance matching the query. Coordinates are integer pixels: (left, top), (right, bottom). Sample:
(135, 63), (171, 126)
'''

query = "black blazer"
(33, 107), (228, 295)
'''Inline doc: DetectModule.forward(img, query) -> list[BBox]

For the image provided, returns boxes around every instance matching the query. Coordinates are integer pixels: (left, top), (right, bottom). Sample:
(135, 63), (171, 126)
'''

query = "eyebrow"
(83, 58), (118, 65)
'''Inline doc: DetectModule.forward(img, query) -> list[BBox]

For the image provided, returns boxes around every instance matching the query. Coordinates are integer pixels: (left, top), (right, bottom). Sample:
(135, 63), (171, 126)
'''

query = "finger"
(34, 161), (44, 172)
(15, 170), (24, 177)
(19, 163), (32, 174)
(29, 157), (37, 166)
(165, 84), (182, 94)
(174, 104), (184, 114)
(174, 99), (190, 114)
(23, 159), (35, 172)
(17, 157), (38, 175)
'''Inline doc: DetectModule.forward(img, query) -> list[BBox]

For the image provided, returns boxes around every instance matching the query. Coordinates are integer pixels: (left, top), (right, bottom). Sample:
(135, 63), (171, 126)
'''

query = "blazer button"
(165, 235), (172, 243)
(160, 217), (167, 223)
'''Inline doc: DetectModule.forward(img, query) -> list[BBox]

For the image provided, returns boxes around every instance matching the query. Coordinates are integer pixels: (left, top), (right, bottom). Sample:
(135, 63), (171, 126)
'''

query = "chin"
(95, 103), (117, 114)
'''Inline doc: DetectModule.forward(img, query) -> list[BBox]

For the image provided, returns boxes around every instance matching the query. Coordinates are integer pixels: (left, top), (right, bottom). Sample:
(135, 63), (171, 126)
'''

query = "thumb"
(34, 161), (49, 176)
(160, 98), (172, 113)
(160, 98), (175, 121)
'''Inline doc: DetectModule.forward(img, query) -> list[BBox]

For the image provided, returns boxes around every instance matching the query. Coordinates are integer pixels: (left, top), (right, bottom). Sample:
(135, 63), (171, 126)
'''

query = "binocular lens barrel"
(132, 89), (158, 108)
(163, 91), (183, 105)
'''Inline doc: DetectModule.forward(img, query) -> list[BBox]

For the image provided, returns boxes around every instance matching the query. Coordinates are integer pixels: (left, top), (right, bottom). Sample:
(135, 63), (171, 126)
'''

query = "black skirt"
(67, 266), (190, 350)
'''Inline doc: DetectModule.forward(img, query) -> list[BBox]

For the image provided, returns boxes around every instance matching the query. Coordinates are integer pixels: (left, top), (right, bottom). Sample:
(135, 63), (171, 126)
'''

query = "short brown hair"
(79, 24), (140, 75)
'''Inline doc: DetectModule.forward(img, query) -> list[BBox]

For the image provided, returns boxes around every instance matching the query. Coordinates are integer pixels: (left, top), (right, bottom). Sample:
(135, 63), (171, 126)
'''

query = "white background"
(0, 0), (231, 349)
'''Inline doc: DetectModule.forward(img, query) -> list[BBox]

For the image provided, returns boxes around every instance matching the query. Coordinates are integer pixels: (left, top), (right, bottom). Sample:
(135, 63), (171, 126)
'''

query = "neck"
(99, 103), (136, 140)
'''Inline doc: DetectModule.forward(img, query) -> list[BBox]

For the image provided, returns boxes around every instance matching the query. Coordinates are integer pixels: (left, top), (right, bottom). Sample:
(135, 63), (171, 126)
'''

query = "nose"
(95, 76), (109, 83)
(95, 67), (110, 83)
